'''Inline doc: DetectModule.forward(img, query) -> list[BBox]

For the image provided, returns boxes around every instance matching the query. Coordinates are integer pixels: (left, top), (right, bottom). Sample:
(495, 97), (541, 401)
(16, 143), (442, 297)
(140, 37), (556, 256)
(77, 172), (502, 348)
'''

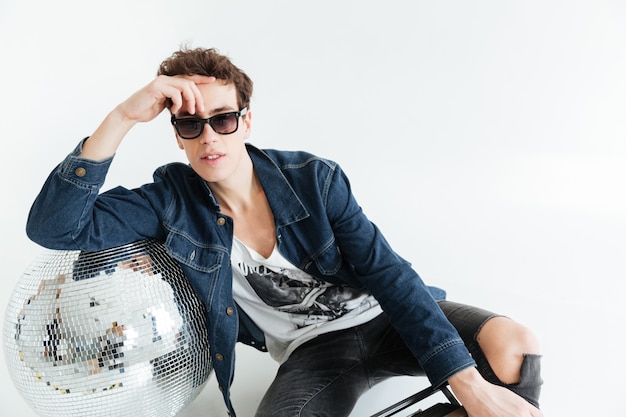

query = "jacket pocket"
(312, 239), (343, 275)
(164, 231), (225, 274)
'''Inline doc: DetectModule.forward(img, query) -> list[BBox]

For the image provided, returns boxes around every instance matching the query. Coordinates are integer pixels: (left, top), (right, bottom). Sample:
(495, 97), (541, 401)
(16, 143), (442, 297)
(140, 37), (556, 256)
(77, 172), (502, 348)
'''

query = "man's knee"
(476, 317), (541, 384)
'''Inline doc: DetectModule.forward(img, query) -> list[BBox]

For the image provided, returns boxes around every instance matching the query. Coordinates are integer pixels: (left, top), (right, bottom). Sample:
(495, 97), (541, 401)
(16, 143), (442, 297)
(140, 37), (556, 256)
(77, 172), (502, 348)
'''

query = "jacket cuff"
(57, 138), (114, 187)
(421, 338), (477, 388)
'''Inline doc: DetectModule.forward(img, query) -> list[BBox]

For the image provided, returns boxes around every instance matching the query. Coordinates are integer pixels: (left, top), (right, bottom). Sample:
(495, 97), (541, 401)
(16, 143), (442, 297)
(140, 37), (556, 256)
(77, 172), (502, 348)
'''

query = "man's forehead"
(196, 80), (237, 98)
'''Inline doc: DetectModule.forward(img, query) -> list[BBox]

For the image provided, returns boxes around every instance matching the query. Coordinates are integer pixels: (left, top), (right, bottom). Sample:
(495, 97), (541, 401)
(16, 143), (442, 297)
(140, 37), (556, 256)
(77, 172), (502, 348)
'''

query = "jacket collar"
(247, 144), (310, 228)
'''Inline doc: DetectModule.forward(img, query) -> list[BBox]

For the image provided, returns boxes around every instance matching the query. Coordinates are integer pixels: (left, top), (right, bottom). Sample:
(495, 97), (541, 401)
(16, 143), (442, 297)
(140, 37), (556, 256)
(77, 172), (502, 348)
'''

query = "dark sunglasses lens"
(210, 113), (238, 134)
(176, 119), (203, 138)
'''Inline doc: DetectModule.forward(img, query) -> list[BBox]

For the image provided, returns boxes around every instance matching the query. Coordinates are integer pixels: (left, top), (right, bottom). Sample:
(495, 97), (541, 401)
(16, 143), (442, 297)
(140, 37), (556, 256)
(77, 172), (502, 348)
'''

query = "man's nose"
(199, 123), (219, 144)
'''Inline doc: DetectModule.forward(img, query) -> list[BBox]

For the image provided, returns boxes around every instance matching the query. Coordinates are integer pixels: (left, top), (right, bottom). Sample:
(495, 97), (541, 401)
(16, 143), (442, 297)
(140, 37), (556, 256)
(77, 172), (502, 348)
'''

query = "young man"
(27, 47), (543, 417)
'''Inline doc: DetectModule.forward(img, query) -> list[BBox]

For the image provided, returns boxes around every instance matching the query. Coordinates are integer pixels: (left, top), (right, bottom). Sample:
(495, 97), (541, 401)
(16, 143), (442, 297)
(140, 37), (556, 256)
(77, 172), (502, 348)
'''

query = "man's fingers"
(160, 75), (214, 115)
(180, 75), (215, 114)
(181, 82), (204, 114)
(185, 75), (216, 85)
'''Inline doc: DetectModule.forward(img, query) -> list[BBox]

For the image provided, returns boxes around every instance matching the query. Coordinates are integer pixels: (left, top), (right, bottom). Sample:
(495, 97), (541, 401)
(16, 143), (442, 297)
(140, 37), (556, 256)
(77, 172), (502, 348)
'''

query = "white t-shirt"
(231, 238), (382, 363)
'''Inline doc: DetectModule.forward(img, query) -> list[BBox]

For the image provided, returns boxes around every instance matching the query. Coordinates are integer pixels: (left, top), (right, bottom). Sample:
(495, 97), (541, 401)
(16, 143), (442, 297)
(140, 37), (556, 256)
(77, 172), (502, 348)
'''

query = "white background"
(1, 1), (625, 416)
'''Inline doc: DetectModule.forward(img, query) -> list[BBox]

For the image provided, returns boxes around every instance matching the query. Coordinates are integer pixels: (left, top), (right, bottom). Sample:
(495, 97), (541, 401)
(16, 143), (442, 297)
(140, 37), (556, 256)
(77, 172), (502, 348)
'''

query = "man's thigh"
(254, 302), (502, 417)
(254, 313), (422, 417)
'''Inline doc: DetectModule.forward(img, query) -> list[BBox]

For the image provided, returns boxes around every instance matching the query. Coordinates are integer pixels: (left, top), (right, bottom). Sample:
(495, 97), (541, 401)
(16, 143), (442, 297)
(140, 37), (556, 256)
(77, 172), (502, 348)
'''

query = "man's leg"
(255, 313), (422, 417)
(255, 302), (543, 416)
(438, 300), (543, 408)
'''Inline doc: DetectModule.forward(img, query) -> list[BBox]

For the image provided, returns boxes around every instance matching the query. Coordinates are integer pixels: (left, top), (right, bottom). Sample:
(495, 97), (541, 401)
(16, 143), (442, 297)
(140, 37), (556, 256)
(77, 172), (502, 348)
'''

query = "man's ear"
(243, 110), (252, 140)
(173, 127), (184, 149)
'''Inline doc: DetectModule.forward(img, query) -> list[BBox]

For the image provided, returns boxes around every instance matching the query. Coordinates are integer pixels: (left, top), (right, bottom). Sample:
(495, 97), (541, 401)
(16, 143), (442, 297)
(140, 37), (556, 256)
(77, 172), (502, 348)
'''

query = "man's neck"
(208, 158), (260, 214)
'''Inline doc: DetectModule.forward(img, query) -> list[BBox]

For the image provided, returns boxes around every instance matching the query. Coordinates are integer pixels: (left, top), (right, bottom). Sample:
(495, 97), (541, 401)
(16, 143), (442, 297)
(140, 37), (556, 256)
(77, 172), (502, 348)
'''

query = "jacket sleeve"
(324, 164), (476, 388)
(26, 139), (164, 251)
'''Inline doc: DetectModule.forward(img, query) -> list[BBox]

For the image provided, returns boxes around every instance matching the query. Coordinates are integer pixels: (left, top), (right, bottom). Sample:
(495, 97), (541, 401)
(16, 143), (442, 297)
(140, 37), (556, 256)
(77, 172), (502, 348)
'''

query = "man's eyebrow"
(209, 106), (238, 115)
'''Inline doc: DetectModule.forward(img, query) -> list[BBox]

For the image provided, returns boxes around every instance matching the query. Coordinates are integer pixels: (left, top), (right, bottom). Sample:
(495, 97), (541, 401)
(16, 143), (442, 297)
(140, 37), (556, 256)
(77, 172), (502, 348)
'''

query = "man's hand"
(115, 74), (215, 123)
(448, 367), (543, 417)
(80, 75), (215, 161)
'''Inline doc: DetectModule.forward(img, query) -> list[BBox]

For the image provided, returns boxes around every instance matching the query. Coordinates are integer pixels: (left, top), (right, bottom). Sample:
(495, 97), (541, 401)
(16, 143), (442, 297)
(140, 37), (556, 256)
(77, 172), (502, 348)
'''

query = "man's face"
(173, 81), (251, 185)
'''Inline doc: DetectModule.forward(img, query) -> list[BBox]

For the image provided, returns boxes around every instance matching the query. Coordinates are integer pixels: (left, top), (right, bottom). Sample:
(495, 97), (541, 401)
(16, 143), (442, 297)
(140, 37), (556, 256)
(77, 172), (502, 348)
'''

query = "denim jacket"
(27, 140), (475, 416)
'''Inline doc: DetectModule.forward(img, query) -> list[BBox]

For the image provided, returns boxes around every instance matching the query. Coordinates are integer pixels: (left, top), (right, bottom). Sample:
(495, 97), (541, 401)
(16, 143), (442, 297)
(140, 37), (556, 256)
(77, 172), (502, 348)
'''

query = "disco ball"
(3, 240), (212, 417)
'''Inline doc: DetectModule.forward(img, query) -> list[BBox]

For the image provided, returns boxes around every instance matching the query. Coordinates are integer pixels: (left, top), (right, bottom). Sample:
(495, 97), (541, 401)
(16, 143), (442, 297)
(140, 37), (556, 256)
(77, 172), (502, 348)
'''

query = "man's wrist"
(447, 367), (484, 398)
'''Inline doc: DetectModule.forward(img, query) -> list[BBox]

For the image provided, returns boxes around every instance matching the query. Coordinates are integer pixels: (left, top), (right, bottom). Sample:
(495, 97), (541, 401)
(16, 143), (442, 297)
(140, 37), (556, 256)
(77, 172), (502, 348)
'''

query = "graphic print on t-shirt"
(235, 262), (372, 328)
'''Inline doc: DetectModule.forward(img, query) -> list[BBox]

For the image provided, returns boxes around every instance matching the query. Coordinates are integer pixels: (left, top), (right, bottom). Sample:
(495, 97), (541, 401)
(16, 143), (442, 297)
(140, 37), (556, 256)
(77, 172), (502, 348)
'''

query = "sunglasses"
(171, 108), (247, 139)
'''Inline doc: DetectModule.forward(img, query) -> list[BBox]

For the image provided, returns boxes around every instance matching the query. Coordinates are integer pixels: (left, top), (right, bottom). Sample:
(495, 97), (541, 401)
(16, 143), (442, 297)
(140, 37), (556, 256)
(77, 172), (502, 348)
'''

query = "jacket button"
(75, 167), (86, 177)
(217, 217), (226, 226)
(189, 250), (196, 261)
(226, 307), (234, 316)
(215, 353), (224, 361)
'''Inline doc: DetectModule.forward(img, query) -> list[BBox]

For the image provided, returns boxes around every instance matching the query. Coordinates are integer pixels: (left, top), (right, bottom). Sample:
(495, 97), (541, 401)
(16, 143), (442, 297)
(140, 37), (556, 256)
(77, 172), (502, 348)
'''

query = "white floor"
(176, 345), (444, 417)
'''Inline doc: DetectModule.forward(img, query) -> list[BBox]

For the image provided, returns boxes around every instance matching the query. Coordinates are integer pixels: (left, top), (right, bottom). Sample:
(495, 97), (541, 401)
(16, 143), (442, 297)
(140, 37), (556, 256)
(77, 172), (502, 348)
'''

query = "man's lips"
(201, 152), (224, 161)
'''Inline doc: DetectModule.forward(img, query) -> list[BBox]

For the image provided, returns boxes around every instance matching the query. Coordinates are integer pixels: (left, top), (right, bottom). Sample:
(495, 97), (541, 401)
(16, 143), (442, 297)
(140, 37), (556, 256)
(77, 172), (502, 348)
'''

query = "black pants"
(255, 300), (542, 417)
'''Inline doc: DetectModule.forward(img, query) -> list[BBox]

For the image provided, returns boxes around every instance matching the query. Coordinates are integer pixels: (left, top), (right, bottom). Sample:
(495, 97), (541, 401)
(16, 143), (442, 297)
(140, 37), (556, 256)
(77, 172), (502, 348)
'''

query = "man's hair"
(157, 47), (253, 110)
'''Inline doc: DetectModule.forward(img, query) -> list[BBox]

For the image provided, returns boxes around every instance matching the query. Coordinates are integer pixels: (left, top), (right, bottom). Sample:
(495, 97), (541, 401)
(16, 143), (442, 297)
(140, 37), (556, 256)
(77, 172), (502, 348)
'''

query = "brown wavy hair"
(157, 47), (253, 110)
